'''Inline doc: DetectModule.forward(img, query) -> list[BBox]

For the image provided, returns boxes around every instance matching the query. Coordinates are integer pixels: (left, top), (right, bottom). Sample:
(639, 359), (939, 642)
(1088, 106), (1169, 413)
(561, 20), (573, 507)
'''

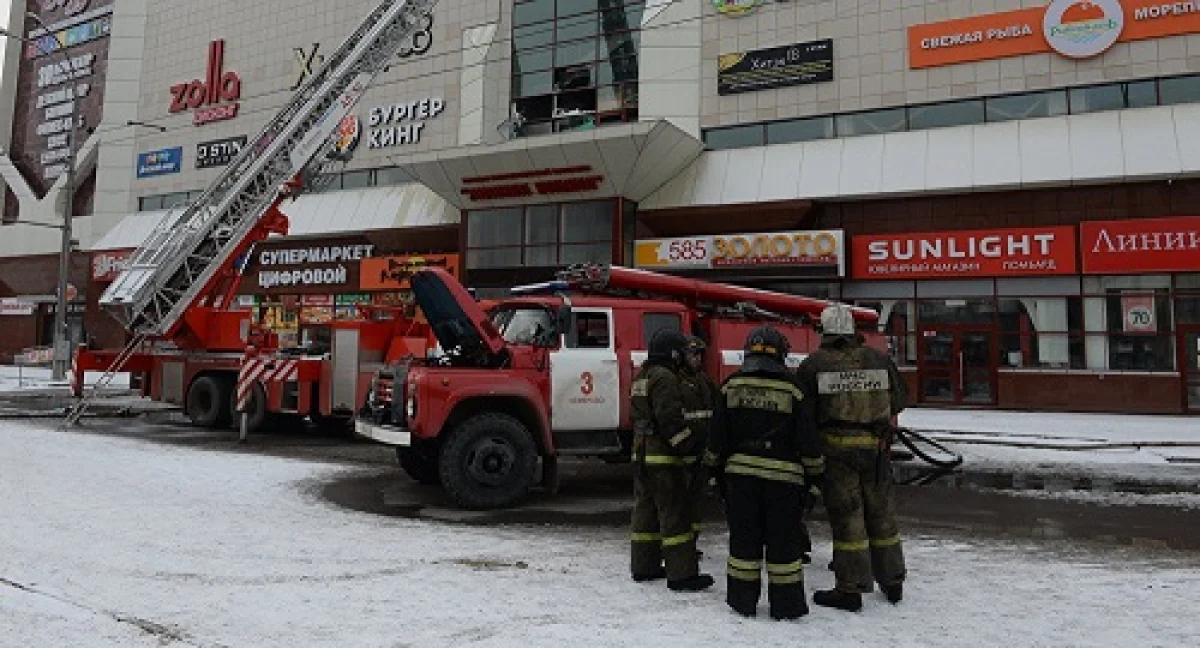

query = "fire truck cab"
(356, 264), (883, 510)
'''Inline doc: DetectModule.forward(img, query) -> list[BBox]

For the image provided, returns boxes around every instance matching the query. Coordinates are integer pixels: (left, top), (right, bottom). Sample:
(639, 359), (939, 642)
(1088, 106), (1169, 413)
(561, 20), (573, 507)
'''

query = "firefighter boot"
(668, 573), (715, 592)
(632, 567), (667, 583)
(813, 589), (863, 612)
(882, 583), (903, 604)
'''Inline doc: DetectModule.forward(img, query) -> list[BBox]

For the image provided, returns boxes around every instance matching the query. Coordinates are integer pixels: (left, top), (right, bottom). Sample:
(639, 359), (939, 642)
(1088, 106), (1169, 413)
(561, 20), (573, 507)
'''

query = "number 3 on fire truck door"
(549, 308), (620, 431)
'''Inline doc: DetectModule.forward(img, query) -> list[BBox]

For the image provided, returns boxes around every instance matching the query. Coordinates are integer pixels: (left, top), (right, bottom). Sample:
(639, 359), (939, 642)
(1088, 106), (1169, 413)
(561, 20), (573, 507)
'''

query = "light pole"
(2, 12), (79, 380)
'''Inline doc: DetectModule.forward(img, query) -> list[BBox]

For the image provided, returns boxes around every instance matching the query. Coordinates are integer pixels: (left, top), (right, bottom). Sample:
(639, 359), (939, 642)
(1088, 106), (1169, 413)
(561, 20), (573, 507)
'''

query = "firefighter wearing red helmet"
(704, 326), (824, 620)
(796, 304), (908, 613)
(628, 328), (715, 592)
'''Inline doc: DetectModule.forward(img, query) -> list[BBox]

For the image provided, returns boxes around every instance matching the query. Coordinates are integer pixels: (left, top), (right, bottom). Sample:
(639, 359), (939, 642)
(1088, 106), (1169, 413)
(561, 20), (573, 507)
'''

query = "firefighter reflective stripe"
(871, 535), (902, 548)
(662, 530), (694, 547)
(669, 428), (693, 447)
(643, 454), (698, 466)
(631, 378), (648, 397)
(683, 409), (712, 420)
(767, 560), (804, 585)
(692, 523), (703, 533)
(824, 433), (880, 449)
(834, 540), (870, 552)
(725, 376), (805, 402)
(817, 369), (890, 394)
(725, 463), (806, 485)
(728, 557), (762, 582)
(631, 532), (661, 543)
(801, 456), (826, 474)
(728, 454), (803, 475)
(725, 454), (807, 484)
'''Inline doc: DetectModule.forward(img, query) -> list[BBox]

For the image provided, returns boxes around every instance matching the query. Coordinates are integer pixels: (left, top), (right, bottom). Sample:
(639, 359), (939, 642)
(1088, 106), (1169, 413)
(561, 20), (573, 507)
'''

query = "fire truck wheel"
(187, 375), (232, 428)
(397, 447), (441, 486)
(439, 413), (537, 510)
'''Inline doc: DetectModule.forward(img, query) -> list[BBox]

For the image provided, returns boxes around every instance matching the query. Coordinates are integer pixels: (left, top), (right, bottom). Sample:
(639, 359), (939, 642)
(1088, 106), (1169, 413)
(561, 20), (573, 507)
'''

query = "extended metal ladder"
(62, 333), (148, 427)
(99, 0), (439, 337)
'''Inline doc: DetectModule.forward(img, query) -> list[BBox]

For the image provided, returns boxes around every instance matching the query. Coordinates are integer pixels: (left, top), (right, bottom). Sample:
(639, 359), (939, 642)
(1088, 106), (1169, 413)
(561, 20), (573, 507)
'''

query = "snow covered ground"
(0, 365), (129, 393)
(2, 419), (1197, 647)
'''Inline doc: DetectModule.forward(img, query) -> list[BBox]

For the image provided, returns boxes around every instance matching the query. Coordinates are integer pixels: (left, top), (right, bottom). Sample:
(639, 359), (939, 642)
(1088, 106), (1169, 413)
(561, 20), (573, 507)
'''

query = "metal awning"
(392, 120), (703, 210)
(89, 184), (458, 252)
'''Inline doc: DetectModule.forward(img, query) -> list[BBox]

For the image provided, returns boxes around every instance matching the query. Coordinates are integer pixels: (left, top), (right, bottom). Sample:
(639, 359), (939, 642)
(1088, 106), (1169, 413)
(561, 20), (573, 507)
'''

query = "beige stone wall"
(700, 0), (1200, 128)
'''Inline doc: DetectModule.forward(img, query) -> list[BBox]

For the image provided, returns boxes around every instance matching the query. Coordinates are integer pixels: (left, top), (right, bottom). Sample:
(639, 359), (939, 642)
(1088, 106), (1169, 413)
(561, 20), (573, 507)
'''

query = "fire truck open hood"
(410, 268), (506, 356)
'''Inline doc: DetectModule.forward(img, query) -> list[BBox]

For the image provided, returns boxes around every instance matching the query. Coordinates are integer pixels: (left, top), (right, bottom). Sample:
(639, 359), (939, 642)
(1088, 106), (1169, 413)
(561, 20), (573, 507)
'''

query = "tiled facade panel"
(700, 0), (1200, 128)
(129, 0), (507, 198)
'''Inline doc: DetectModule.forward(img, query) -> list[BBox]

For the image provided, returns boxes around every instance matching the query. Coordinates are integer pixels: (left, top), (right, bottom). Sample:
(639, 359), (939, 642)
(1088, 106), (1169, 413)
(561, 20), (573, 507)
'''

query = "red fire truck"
(68, 0), (440, 433)
(355, 263), (883, 510)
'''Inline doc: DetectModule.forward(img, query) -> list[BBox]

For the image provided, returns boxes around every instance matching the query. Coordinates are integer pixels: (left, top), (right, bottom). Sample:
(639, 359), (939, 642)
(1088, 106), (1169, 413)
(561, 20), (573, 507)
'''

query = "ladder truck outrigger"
(69, 0), (441, 433)
(354, 263), (887, 510)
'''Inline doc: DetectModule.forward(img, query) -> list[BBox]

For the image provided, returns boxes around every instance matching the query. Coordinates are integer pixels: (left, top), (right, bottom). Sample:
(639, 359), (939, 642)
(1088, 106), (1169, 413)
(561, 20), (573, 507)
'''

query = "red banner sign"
(852, 226), (1078, 279)
(91, 249), (134, 282)
(1080, 216), (1200, 274)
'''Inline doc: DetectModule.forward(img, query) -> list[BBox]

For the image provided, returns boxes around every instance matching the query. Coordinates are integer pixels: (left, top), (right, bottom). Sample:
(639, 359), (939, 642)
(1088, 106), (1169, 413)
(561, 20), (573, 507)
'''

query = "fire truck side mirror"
(556, 304), (574, 346)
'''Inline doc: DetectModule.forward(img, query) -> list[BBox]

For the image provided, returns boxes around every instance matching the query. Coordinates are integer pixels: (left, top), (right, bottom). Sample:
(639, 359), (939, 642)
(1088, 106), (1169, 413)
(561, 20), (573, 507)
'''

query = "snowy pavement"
(0, 365), (130, 393)
(2, 420), (1198, 647)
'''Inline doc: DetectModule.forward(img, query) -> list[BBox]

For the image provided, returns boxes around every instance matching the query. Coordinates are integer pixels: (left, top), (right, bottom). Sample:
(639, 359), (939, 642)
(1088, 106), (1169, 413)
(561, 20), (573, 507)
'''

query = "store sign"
(0, 299), (37, 316)
(169, 40), (242, 126)
(712, 0), (762, 17)
(26, 13), (110, 58)
(909, 0), (1200, 69)
(718, 40), (834, 96)
(289, 15), (433, 90)
(1079, 216), (1200, 274)
(635, 230), (846, 275)
(360, 254), (460, 290)
(251, 243), (375, 291)
(136, 147), (183, 178)
(852, 226), (1077, 279)
(365, 97), (445, 148)
(1121, 294), (1157, 333)
(196, 135), (247, 169)
(40, 0), (92, 16)
(91, 249), (133, 281)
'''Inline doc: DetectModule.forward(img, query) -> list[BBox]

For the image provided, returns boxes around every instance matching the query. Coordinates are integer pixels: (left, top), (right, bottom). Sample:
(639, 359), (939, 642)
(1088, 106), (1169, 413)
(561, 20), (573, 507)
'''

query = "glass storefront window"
(1069, 84), (1126, 114)
(835, 107), (906, 136)
(766, 117), (835, 145)
(1083, 275), (1175, 372)
(704, 125), (764, 150)
(466, 201), (616, 270)
(985, 90), (1068, 122)
(1126, 80), (1158, 108)
(1159, 74), (1200, 106)
(907, 100), (984, 130)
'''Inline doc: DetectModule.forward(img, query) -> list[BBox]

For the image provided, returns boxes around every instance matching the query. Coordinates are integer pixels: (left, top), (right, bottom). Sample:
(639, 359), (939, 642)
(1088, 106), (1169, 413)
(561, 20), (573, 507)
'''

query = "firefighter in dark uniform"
(629, 328), (715, 592)
(680, 336), (718, 546)
(704, 326), (824, 620)
(796, 304), (908, 612)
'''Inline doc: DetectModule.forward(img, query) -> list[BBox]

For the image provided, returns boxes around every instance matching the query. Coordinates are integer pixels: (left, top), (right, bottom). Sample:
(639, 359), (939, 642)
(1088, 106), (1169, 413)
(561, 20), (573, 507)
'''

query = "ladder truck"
(69, 0), (440, 433)
(354, 263), (886, 510)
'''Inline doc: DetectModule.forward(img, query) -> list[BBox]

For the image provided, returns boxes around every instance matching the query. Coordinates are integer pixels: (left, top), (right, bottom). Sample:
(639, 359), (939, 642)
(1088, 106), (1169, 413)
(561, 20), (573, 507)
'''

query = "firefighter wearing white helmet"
(796, 304), (908, 613)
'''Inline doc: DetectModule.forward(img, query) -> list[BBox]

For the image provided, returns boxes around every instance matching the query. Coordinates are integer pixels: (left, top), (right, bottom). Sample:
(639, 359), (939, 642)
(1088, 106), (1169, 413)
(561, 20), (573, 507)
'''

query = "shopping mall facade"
(1, 0), (1198, 413)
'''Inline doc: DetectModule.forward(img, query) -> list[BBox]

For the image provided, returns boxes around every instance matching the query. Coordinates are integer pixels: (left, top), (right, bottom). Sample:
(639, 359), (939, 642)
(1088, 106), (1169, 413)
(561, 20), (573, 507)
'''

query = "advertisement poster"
(335, 294), (370, 321)
(634, 230), (845, 276)
(257, 297), (298, 347)
(359, 254), (460, 291)
(299, 295), (334, 325)
(718, 39), (834, 95)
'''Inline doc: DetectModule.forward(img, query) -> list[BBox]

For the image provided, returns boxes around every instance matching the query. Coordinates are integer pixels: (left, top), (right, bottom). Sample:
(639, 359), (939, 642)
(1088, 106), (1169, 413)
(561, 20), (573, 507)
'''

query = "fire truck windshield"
(491, 307), (556, 346)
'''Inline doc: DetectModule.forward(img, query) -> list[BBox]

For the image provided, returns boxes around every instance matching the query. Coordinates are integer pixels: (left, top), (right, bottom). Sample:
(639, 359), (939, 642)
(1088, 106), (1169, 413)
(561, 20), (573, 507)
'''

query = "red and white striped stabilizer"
(236, 348), (299, 412)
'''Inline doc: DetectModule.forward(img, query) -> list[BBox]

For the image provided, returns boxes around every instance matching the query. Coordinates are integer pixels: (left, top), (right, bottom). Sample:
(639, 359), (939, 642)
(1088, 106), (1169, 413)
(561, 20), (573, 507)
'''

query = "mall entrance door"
(1180, 326), (1200, 413)
(918, 328), (997, 405)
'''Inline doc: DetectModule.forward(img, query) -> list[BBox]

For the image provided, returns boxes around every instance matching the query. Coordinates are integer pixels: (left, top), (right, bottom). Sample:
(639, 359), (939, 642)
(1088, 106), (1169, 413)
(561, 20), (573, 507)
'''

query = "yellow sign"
(635, 230), (845, 275)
